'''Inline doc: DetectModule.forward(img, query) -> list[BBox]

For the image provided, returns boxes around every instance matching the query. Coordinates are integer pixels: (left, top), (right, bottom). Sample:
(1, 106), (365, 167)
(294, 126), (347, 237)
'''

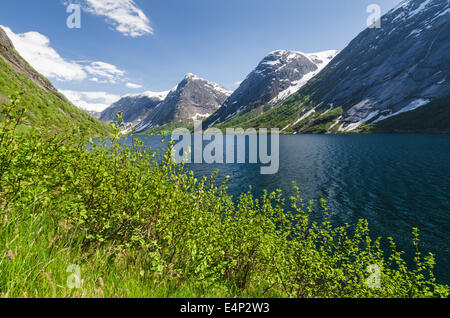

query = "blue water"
(127, 134), (450, 284)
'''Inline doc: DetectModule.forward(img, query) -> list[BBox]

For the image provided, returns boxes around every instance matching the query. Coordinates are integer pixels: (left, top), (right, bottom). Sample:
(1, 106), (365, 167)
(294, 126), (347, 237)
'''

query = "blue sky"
(0, 0), (401, 111)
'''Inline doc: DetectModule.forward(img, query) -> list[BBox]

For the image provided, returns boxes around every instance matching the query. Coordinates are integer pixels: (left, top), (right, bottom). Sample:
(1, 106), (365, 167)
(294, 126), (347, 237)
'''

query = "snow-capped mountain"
(100, 0), (449, 134)
(292, 0), (450, 132)
(99, 91), (169, 126)
(133, 73), (232, 132)
(270, 50), (339, 104)
(204, 49), (338, 127)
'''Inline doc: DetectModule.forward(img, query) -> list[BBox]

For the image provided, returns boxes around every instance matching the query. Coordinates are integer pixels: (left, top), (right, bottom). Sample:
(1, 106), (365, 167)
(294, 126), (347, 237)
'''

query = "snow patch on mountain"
(339, 111), (379, 132)
(293, 108), (317, 126)
(192, 113), (212, 121)
(408, 0), (434, 18)
(373, 99), (430, 123)
(285, 0), (450, 133)
(270, 50), (339, 104)
(184, 73), (233, 96)
(124, 90), (170, 100)
(132, 73), (231, 132)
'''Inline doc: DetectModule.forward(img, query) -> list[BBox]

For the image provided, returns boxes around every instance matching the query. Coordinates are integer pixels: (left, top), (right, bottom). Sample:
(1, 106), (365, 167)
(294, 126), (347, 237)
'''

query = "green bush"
(0, 96), (448, 298)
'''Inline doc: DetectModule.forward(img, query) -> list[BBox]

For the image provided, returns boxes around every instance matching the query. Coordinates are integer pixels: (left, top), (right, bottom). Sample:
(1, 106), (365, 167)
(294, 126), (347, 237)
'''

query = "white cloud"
(1, 25), (86, 81)
(81, 0), (153, 37)
(126, 82), (142, 89)
(84, 61), (125, 83)
(1, 26), (127, 84)
(60, 89), (120, 112)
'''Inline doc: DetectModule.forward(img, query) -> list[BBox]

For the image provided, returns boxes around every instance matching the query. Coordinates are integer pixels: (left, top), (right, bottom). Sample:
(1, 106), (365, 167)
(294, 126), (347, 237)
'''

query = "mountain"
(85, 110), (101, 119)
(204, 49), (338, 128)
(132, 73), (232, 133)
(0, 26), (111, 136)
(229, 0), (450, 133)
(99, 91), (169, 126)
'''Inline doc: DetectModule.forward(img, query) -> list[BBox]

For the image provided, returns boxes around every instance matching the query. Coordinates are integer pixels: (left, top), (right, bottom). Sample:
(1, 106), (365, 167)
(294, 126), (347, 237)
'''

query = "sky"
(0, 0), (401, 111)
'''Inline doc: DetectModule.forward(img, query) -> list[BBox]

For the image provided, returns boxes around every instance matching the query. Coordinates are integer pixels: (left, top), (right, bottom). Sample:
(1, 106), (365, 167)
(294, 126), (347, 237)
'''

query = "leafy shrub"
(0, 96), (448, 298)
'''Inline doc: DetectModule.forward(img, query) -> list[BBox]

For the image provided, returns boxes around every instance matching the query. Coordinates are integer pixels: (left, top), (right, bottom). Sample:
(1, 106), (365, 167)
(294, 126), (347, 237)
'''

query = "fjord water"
(130, 134), (450, 284)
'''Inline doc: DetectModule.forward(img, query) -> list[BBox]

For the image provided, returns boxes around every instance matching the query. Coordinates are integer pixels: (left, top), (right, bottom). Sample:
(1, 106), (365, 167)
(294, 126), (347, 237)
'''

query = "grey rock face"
(205, 50), (338, 127)
(300, 0), (450, 131)
(134, 73), (231, 132)
(0, 27), (14, 49)
(99, 91), (169, 125)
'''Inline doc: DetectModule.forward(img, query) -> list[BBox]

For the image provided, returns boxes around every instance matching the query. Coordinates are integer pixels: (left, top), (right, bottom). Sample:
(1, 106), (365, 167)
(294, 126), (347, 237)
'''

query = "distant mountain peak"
(100, 91), (168, 125)
(185, 72), (201, 80)
(133, 74), (231, 131)
(124, 90), (170, 100)
(298, 0), (450, 132)
(388, 0), (438, 18)
(180, 72), (233, 96)
(266, 49), (339, 62)
(304, 50), (340, 62)
(242, 0), (450, 134)
(204, 48), (338, 127)
(101, 74), (232, 133)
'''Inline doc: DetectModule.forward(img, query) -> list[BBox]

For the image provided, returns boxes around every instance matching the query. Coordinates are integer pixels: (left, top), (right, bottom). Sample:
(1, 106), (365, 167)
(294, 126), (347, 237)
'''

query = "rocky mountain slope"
(100, 91), (169, 126)
(204, 50), (338, 128)
(230, 0), (449, 133)
(127, 73), (231, 132)
(0, 27), (63, 99)
(0, 26), (111, 135)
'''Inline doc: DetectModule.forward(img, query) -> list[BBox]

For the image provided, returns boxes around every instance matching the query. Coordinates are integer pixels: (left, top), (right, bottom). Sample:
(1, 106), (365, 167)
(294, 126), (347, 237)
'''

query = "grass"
(212, 95), (311, 131)
(1, 204), (235, 298)
(0, 52), (112, 137)
(209, 84), (449, 135)
(1, 98), (449, 298)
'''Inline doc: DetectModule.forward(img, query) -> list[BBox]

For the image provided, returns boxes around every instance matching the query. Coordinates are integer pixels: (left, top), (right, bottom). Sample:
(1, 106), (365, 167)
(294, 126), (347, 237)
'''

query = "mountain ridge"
(134, 73), (231, 132)
(0, 26), (67, 102)
(99, 73), (232, 133)
(216, 0), (449, 134)
(204, 49), (339, 128)
(99, 90), (169, 126)
(0, 26), (112, 136)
